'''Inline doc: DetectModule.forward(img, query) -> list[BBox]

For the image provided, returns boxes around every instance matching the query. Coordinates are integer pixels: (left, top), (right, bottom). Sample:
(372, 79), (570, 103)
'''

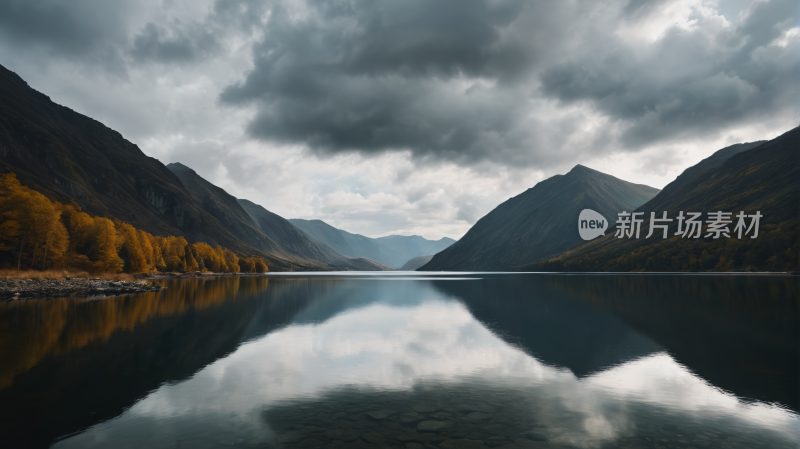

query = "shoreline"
(1, 278), (162, 301)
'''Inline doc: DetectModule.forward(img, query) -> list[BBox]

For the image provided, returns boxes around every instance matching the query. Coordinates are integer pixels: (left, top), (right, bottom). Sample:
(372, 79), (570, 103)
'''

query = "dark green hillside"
(536, 126), (800, 272)
(420, 165), (660, 271)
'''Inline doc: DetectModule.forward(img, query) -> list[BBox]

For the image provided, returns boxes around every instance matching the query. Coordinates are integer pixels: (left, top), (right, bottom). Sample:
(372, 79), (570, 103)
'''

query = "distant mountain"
(375, 235), (456, 267)
(420, 165), (660, 271)
(237, 199), (393, 271)
(536, 127), (799, 272)
(288, 219), (456, 268)
(399, 255), (434, 271)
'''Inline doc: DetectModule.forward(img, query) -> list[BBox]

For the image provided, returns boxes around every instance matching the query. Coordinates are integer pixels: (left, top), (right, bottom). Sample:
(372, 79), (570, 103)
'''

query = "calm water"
(0, 273), (798, 449)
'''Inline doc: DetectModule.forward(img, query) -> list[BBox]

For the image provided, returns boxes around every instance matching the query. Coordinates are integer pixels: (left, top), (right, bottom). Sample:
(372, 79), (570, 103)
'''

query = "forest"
(0, 173), (268, 274)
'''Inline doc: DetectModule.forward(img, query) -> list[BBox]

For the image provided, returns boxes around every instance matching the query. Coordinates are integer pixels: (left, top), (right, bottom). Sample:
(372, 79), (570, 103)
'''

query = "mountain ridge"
(419, 164), (660, 271)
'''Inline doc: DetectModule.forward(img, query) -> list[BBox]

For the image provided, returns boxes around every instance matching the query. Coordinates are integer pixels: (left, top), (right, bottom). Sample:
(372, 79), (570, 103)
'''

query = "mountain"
(375, 235), (456, 267)
(0, 63), (388, 271)
(237, 199), (393, 271)
(288, 219), (456, 268)
(166, 163), (292, 259)
(536, 127), (800, 272)
(399, 255), (434, 271)
(419, 165), (660, 271)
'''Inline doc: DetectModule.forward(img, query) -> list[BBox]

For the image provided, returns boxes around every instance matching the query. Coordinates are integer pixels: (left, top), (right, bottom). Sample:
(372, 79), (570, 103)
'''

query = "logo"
(579, 209), (608, 240)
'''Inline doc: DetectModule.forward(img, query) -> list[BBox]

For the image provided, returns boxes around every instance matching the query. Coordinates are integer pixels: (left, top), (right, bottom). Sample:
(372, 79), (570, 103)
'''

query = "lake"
(0, 273), (797, 449)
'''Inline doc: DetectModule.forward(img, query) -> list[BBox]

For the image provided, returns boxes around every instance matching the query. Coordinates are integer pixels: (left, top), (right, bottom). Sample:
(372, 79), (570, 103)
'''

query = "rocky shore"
(0, 278), (162, 301)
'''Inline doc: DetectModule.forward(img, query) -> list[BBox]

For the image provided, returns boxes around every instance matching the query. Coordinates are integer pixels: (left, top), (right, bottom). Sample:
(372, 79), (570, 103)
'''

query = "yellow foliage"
(0, 172), (267, 275)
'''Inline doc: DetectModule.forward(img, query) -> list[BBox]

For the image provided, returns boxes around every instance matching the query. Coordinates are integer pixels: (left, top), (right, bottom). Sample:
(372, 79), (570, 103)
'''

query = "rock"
(417, 420), (454, 432)
(464, 412), (493, 422)
(364, 410), (396, 420)
(524, 432), (548, 441)
(296, 438), (326, 448)
(277, 430), (309, 443)
(485, 436), (510, 447)
(395, 434), (423, 443)
(457, 403), (497, 414)
(439, 438), (488, 449)
(397, 412), (423, 425)
(405, 443), (424, 449)
(412, 403), (442, 413)
(423, 434), (448, 443)
(361, 432), (385, 444)
(324, 429), (361, 441)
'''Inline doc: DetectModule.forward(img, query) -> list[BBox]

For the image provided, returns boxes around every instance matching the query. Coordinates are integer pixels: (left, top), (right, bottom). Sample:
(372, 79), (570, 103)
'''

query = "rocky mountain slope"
(420, 165), (660, 271)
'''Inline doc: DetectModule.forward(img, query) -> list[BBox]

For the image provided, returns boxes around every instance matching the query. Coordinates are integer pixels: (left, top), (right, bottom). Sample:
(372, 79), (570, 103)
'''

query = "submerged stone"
(324, 428), (361, 441)
(417, 420), (454, 432)
(524, 431), (548, 441)
(412, 402), (442, 413)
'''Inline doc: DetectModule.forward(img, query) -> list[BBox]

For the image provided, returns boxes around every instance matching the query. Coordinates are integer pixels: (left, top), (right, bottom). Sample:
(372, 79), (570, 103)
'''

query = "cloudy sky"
(1, 0), (797, 240)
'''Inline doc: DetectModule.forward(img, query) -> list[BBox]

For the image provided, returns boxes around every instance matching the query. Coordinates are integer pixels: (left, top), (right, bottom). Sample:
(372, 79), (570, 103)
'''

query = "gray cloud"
(220, 0), (798, 169)
(0, 0), (260, 71)
(541, 0), (799, 149)
(0, 0), (135, 73)
(130, 22), (220, 65)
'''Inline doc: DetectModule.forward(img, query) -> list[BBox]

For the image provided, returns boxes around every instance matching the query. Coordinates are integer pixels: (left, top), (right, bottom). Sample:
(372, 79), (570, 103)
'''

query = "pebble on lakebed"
(0, 278), (162, 301)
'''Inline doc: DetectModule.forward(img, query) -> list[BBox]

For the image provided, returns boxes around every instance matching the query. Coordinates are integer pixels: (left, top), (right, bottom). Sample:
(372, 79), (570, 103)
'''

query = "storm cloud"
(220, 0), (798, 167)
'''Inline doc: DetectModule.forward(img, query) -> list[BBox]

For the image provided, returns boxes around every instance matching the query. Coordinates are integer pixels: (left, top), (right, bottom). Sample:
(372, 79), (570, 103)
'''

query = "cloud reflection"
(55, 286), (799, 448)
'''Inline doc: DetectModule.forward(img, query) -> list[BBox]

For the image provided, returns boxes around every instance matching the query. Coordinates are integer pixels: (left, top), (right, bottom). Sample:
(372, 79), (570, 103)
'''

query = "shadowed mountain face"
(0, 63), (310, 270)
(167, 163), (291, 259)
(537, 127), (800, 272)
(420, 165), (660, 271)
(288, 219), (455, 268)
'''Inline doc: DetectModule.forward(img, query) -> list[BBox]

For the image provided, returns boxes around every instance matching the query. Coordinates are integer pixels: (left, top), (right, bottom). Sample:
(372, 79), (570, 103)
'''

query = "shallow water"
(0, 273), (797, 448)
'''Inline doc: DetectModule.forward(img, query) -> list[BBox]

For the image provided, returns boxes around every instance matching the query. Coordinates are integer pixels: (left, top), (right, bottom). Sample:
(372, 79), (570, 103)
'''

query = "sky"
(0, 0), (797, 240)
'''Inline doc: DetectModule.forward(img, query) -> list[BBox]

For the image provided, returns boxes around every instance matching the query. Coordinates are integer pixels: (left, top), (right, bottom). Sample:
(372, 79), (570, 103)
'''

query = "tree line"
(0, 173), (268, 273)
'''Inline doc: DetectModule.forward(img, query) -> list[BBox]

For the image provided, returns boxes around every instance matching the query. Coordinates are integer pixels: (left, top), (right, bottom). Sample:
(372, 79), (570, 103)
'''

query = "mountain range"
(288, 219), (455, 268)
(420, 165), (660, 271)
(1, 61), (794, 273)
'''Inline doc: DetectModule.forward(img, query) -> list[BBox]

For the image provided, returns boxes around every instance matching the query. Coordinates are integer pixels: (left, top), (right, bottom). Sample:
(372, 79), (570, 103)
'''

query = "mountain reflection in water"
(0, 274), (796, 449)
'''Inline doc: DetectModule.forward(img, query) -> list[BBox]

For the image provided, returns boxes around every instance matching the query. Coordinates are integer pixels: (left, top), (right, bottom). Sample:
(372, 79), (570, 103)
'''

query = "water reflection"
(0, 274), (796, 448)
